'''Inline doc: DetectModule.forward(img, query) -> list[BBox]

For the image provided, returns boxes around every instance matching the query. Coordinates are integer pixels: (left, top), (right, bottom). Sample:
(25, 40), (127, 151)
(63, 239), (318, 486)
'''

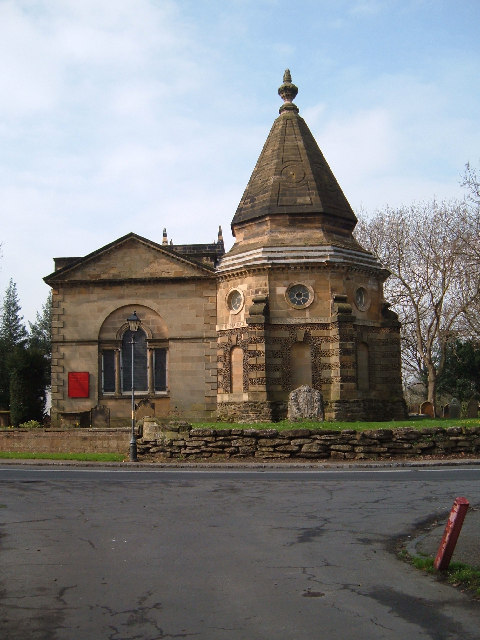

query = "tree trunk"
(427, 364), (437, 416)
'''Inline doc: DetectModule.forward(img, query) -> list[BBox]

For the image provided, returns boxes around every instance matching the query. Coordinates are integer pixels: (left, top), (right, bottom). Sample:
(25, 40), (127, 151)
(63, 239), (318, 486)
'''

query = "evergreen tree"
(29, 292), (52, 356)
(9, 346), (48, 425)
(437, 340), (480, 401)
(0, 279), (28, 351)
(0, 280), (28, 409)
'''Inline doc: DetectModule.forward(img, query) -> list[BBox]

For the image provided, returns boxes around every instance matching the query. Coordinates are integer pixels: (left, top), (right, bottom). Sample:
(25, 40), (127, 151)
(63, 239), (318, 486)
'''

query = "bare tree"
(355, 200), (480, 413)
(462, 162), (480, 207)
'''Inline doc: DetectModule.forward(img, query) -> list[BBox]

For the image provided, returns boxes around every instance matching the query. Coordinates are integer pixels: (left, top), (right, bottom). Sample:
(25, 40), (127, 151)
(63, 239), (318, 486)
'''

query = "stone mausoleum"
(45, 71), (406, 426)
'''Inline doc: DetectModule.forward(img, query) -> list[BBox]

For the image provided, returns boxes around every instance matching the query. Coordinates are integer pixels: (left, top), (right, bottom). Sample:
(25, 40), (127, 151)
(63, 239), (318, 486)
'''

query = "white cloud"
(0, 1), (479, 324)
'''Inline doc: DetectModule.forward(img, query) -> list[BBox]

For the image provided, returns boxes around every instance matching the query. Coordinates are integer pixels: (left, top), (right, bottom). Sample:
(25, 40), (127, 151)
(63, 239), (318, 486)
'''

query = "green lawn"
(194, 418), (480, 432)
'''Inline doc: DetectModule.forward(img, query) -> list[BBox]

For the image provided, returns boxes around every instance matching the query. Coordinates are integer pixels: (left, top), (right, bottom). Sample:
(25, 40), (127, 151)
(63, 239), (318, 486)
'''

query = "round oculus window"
(286, 283), (313, 308)
(354, 287), (369, 311)
(227, 289), (244, 313)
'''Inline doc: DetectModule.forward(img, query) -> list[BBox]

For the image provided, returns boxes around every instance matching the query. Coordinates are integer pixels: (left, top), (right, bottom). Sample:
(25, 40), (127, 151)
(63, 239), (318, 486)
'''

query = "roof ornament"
(162, 228), (168, 245)
(278, 69), (299, 114)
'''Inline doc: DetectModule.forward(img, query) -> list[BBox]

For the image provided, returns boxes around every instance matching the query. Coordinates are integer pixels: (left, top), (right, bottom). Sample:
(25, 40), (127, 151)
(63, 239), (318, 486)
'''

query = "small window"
(102, 351), (115, 393)
(286, 283), (314, 309)
(154, 348), (167, 391)
(355, 287), (369, 311)
(227, 289), (244, 313)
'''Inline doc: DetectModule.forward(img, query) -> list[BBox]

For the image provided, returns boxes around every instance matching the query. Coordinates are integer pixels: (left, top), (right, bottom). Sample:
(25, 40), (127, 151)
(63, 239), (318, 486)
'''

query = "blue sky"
(1, 0), (479, 322)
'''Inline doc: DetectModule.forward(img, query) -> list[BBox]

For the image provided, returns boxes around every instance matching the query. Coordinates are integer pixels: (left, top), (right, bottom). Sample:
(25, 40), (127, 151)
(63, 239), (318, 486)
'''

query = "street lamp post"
(127, 310), (141, 462)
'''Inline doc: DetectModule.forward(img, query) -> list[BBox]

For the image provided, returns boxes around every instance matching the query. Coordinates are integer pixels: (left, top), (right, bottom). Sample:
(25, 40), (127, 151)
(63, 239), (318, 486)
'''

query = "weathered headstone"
(90, 405), (110, 428)
(142, 420), (161, 441)
(288, 385), (324, 421)
(420, 401), (434, 418)
(136, 398), (155, 420)
(467, 397), (479, 419)
(449, 397), (461, 420)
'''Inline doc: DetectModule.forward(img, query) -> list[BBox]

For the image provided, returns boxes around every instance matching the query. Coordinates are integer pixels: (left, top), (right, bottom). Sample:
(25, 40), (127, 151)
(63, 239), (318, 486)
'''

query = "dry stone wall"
(138, 425), (480, 460)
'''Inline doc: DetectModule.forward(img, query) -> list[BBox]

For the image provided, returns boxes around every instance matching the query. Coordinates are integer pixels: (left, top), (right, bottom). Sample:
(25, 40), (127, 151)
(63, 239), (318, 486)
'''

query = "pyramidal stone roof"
(232, 70), (357, 229)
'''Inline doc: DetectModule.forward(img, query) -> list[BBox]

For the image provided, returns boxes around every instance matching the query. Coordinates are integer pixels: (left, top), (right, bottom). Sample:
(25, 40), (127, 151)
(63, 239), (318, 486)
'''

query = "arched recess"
(99, 305), (168, 395)
(290, 342), (312, 389)
(230, 346), (244, 393)
(357, 342), (369, 392)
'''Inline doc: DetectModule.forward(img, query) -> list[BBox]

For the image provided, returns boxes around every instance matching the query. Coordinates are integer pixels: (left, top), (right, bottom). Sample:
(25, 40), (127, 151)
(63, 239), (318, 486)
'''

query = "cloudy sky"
(1, 0), (479, 323)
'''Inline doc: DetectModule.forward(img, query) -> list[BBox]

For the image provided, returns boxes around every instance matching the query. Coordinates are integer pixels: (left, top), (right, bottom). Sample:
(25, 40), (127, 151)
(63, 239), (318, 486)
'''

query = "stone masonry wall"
(138, 425), (480, 460)
(2, 426), (479, 461)
(0, 429), (129, 454)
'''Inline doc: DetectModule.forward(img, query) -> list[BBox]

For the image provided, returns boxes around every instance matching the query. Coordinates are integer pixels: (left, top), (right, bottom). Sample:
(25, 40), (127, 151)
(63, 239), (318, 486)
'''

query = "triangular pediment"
(45, 233), (214, 283)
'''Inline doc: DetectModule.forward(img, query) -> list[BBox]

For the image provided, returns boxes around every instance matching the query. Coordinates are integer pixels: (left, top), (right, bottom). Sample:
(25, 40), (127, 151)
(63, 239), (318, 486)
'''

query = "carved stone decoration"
(287, 385), (324, 421)
(247, 295), (269, 324)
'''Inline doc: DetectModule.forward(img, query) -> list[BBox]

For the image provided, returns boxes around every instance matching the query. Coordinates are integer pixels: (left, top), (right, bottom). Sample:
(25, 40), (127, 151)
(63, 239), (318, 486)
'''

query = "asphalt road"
(1, 465), (480, 640)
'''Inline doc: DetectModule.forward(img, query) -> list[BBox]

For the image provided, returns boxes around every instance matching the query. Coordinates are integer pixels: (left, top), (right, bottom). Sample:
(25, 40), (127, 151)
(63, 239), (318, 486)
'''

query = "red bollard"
(434, 497), (469, 571)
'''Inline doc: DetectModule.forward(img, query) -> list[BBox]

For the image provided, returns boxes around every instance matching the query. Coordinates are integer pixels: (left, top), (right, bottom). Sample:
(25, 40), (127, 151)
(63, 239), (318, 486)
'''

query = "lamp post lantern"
(127, 310), (141, 462)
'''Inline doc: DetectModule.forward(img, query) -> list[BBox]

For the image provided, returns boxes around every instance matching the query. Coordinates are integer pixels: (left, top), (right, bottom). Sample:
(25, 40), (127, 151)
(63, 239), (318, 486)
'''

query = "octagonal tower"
(216, 71), (406, 422)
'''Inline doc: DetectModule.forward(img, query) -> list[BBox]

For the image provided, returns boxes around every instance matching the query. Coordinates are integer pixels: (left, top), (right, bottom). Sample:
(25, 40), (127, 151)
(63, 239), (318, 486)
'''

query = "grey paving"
(0, 464), (479, 639)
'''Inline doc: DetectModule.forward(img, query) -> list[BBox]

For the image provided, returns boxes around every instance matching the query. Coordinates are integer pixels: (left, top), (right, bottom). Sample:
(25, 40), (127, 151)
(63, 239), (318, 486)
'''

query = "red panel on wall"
(68, 372), (89, 398)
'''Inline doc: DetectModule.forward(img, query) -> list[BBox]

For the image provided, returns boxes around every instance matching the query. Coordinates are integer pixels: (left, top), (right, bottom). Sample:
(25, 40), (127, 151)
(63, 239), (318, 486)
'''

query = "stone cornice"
(217, 245), (386, 275)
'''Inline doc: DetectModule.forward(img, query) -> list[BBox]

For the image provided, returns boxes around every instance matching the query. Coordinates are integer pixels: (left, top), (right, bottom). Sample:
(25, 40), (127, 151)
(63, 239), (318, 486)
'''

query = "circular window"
(286, 283), (313, 309)
(227, 289), (244, 313)
(354, 287), (369, 311)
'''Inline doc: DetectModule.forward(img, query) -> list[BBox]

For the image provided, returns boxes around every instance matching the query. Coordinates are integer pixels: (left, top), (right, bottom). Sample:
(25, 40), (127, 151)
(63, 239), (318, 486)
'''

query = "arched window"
(230, 347), (243, 393)
(357, 342), (369, 391)
(101, 328), (167, 394)
(290, 342), (312, 389)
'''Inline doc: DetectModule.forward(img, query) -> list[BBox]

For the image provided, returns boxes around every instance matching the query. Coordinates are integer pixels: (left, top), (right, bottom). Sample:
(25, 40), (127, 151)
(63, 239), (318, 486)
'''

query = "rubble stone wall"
(138, 425), (480, 460)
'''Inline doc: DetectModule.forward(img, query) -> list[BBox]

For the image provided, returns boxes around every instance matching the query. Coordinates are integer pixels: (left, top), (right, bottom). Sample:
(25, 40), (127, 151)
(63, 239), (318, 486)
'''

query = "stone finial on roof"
(217, 225), (224, 250)
(278, 68), (299, 114)
(162, 228), (168, 245)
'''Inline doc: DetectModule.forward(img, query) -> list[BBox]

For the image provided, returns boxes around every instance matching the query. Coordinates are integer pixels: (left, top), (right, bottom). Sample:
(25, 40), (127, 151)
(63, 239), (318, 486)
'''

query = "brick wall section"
(138, 426), (480, 460)
(0, 429), (129, 454)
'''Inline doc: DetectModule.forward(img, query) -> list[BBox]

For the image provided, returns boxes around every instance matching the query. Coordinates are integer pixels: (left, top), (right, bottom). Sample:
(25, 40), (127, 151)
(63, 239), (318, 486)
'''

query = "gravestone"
(142, 420), (161, 441)
(467, 397), (479, 419)
(449, 397), (461, 420)
(90, 405), (110, 428)
(420, 401), (434, 418)
(288, 385), (324, 421)
(136, 398), (155, 420)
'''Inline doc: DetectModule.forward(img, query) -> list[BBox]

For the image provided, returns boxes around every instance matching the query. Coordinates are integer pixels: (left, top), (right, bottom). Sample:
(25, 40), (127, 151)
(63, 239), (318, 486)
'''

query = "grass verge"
(195, 418), (480, 432)
(399, 550), (480, 597)
(0, 451), (124, 462)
